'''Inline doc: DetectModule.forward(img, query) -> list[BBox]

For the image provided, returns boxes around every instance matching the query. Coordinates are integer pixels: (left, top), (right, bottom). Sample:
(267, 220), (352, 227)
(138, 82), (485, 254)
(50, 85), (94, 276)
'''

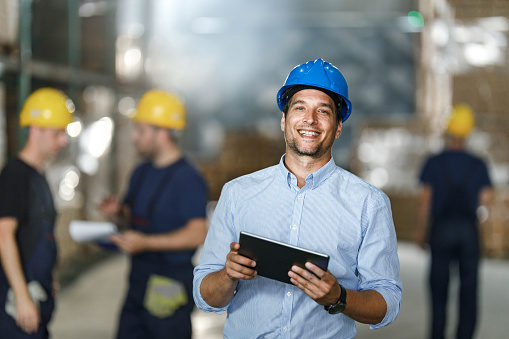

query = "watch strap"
(324, 284), (346, 313)
(338, 283), (346, 304)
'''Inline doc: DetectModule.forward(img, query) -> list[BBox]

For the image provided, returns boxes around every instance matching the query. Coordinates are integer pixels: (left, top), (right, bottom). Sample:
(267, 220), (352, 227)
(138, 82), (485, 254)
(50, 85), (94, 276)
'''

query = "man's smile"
(298, 129), (320, 137)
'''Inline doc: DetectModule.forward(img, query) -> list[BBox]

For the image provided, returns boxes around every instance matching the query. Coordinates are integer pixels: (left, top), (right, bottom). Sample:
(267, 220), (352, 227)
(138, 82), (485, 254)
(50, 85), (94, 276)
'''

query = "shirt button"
(292, 225), (297, 230)
(283, 326), (288, 331)
(287, 292), (291, 297)
(297, 194), (302, 199)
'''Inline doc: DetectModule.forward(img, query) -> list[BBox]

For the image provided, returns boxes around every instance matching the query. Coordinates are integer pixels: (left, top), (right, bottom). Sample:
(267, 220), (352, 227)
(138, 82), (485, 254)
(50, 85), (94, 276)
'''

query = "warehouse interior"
(0, 0), (508, 338)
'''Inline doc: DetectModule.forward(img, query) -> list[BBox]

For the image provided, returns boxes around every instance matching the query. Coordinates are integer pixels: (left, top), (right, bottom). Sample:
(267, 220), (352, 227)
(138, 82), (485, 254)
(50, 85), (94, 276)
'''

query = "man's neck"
(284, 152), (331, 188)
(445, 135), (466, 151)
(152, 147), (182, 168)
(19, 147), (45, 172)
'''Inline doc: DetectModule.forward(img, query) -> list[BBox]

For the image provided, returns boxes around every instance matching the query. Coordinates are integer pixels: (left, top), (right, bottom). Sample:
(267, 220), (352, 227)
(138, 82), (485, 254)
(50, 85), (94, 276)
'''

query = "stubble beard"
(135, 136), (159, 161)
(285, 131), (329, 160)
(136, 144), (156, 161)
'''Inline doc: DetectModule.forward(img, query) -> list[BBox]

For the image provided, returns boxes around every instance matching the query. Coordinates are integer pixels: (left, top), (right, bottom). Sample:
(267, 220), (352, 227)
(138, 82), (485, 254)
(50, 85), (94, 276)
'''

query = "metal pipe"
(17, 0), (32, 150)
(68, 0), (81, 105)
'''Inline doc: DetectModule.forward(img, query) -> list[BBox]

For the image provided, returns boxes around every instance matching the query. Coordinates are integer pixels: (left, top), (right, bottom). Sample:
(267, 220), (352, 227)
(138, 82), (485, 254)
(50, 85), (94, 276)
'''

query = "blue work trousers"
(115, 256), (194, 339)
(428, 218), (479, 339)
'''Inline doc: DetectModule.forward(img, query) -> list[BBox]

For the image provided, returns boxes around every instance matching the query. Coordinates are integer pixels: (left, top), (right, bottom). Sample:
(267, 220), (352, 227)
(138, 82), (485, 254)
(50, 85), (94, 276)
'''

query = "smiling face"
(281, 88), (342, 161)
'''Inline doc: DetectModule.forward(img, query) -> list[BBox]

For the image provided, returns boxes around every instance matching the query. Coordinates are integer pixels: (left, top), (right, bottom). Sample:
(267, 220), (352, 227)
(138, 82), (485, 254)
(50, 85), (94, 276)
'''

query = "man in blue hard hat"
(193, 59), (402, 337)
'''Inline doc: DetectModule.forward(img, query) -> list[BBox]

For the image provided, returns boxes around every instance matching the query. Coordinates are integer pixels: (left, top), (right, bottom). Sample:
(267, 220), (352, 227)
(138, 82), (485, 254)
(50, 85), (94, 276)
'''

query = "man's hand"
(52, 279), (60, 298)
(224, 242), (257, 282)
(200, 242), (257, 308)
(288, 262), (341, 306)
(15, 296), (40, 334)
(415, 227), (428, 250)
(290, 263), (388, 324)
(110, 231), (147, 254)
(98, 195), (121, 219)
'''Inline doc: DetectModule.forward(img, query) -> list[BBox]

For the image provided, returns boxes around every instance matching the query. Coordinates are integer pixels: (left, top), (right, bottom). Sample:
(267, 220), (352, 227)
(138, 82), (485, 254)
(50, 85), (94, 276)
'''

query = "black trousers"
(428, 218), (480, 339)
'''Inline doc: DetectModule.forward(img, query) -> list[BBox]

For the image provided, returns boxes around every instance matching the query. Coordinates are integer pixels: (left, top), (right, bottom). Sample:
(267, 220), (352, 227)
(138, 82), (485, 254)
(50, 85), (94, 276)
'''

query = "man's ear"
(335, 120), (342, 139)
(281, 113), (285, 132)
(156, 127), (171, 143)
(28, 125), (40, 139)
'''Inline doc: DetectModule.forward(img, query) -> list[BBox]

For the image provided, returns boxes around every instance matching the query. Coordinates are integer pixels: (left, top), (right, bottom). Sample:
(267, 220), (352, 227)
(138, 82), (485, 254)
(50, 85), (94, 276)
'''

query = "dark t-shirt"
(0, 158), (57, 292)
(123, 157), (208, 266)
(419, 150), (492, 223)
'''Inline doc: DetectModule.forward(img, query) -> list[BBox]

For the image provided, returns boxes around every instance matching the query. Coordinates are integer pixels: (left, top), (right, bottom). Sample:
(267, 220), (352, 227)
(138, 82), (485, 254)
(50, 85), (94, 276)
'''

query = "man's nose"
(302, 110), (317, 124)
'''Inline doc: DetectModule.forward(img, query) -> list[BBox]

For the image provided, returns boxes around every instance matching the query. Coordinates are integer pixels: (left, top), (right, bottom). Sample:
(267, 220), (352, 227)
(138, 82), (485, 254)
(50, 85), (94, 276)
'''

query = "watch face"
(326, 284), (347, 314)
(328, 302), (346, 314)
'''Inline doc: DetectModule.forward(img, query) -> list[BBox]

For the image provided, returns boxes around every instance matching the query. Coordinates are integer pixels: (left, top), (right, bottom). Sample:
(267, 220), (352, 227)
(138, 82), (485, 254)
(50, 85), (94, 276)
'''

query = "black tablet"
(238, 231), (330, 284)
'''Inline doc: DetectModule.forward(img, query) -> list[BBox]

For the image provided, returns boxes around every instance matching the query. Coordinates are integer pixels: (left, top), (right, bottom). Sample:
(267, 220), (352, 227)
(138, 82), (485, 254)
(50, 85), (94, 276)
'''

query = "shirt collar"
(278, 154), (336, 190)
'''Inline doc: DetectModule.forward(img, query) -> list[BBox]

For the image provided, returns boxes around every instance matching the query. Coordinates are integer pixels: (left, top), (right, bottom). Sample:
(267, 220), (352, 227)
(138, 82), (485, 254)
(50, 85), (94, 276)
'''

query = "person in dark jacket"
(417, 104), (493, 339)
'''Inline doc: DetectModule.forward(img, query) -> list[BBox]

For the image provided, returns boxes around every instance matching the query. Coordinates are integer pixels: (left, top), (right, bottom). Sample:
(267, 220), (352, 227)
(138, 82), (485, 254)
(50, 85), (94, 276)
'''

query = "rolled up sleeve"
(358, 192), (403, 329)
(193, 183), (237, 314)
(193, 264), (230, 314)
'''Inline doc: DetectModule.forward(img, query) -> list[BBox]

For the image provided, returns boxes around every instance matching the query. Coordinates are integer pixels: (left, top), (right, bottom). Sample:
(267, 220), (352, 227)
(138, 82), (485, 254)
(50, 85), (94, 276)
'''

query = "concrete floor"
(49, 242), (509, 339)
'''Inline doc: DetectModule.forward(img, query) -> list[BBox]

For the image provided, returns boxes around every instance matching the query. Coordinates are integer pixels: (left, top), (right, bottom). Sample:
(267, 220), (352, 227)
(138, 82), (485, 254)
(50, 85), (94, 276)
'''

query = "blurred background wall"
(0, 0), (508, 283)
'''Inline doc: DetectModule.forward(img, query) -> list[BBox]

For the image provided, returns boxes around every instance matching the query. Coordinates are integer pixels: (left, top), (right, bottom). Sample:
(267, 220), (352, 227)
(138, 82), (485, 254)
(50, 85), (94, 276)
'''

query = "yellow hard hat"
(446, 104), (475, 138)
(131, 90), (186, 130)
(20, 88), (74, 129)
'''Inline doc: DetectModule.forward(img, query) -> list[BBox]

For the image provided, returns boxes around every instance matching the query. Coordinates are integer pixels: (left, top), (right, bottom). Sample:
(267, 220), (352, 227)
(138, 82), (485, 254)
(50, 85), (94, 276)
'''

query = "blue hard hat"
(277, 59), (352, 122)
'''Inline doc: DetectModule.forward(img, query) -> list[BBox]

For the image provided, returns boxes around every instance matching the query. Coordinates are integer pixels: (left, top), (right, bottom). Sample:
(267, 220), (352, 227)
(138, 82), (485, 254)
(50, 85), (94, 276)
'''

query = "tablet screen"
(238, 231), (330, 284)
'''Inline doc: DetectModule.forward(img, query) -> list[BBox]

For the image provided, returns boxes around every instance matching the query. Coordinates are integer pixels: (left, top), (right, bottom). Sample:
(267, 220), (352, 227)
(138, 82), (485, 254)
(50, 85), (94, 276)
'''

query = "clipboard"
(69, 220), (118, 243)
(238, 231), (330, 284)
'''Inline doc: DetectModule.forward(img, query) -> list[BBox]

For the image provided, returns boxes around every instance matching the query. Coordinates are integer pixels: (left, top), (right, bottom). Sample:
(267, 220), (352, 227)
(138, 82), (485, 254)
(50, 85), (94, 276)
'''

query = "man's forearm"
(416, 185), (432, 248)
(144, 218), (207, 251)
(0, 222), (31, 301)
(417, 185), (431, 231)
(342, 289), (387, 325)
(200, 268), (238, 308)
(479, 187), (494, 209)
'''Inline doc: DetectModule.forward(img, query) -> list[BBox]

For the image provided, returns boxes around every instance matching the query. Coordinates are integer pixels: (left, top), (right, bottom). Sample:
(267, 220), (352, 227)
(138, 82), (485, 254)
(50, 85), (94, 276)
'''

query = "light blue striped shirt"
(193, 156), (402, 338)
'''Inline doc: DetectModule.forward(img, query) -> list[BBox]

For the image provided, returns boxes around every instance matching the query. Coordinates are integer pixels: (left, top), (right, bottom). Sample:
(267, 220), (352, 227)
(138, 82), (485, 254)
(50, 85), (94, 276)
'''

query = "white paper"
(69, 220), (118, 243)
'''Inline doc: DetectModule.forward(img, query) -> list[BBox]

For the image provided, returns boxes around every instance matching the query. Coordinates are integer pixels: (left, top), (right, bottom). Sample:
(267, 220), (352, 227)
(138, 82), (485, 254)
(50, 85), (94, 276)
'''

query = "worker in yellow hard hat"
(445, 104), (475, 139)
(19, 87), (73, 160)
(416, 104), (493, 339)
(98, 89), (208, 339)
(0, 88), (73, 337)
(130, 89), (186, 130)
